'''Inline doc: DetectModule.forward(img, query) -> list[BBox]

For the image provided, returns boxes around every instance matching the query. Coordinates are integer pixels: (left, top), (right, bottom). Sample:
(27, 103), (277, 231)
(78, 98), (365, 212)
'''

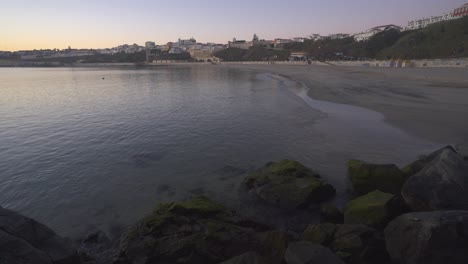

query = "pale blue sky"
(0, 0), (465, 50)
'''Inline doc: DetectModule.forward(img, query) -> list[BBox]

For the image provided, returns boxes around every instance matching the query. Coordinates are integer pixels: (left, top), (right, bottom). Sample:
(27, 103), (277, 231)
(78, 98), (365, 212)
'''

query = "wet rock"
(402, 148), (468, 211)
(401, 146), (456, 177)
(285, 241), (345, 264)
(258, 230), (290, 264)
(302, 223), (388, 264)
(385, 211), (468, 264)
(302, 223), (336, 245)
(320, 204), (344, 224)
(330, 225), (388, 264)
(348, 160), (405, 195)
(344, 190), (397, 228)
(220, 252), (266, 264)
(0, 206), (81, 264)
(114, 196), (273, 264)
(244, 160), (336, 209)
(78, 230), (114, 264)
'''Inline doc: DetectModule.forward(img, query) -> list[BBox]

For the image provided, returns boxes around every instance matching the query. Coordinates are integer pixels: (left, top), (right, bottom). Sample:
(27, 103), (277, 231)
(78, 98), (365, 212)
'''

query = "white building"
(402, 3), (467, 32)
(404, 13), (455, 31)
(309, 34), (323, 41)
(353, 25), (401, 42)
(328, 33), (350, 40)
(145, 41), (156, 49)
(292, 37), (306, 43)
(228, 39), (252, 49)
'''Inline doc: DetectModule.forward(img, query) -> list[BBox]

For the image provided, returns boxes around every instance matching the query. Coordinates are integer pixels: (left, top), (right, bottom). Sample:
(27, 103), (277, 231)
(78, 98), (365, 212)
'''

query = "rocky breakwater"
(3, 147), (468, 264)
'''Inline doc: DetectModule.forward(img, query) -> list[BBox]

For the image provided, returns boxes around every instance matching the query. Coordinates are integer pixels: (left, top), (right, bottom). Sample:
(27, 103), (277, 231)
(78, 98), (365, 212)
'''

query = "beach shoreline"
(213, 64), (468, 146)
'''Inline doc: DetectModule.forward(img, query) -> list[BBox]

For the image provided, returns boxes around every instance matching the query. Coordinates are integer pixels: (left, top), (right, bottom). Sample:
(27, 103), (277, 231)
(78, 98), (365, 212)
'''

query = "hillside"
(214, 47), (290, 61)
(379, 16), (468, 59)
(284, 16), (468, 60)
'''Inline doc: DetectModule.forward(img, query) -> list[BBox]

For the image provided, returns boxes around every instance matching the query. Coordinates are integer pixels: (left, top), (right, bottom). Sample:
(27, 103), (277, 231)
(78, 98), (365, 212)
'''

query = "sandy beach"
(217, 64), (468, 146)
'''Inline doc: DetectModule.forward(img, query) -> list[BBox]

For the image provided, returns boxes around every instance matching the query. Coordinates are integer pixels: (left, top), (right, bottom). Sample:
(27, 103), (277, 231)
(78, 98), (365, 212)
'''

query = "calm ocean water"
(0, 66), (439, 237)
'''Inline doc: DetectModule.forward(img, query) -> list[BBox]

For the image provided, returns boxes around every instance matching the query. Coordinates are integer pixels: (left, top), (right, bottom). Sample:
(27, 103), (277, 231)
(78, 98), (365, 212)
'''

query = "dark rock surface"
(220, 252), (266, 264)
(302, 223), (388, 264)
(385, 211), (468, 264)
(0, 206), (81, 264)
(402, 148), (468, 211)
(244, 160), (336, 209)
(113, 196), (279, 264)
(284, 241), (345, 264)
(320, 204), (344, 224)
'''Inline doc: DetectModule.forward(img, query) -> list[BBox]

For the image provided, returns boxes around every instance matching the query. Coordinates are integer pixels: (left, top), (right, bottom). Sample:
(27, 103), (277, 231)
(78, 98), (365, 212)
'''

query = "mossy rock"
(116, 196), (271, 264)
(168, 195), (226, 216)
(348, 160), (405, 195)
(245, 160), (336, 209)
(344, 190), (395, 228)
(320, 204), (344, 224)
(401, 146), (456, 177)
(302, 223), (337, 245)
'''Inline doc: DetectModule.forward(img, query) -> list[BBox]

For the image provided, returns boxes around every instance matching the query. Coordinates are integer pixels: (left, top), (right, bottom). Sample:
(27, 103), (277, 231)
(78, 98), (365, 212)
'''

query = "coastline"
(215, 64), (468, 145)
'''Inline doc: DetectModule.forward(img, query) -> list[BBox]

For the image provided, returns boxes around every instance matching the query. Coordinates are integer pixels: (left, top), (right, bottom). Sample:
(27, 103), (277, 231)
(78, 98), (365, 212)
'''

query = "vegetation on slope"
(214, 47), (290, 61)
(284, 16), (468, 60)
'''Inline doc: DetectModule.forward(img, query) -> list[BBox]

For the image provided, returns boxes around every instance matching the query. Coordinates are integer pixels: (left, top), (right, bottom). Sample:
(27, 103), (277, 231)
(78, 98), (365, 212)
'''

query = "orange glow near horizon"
(0, 0), (465, 51)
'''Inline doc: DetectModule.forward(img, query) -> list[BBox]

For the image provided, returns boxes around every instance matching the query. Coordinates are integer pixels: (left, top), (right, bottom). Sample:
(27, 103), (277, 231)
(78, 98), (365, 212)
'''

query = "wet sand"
(219, 64), (468, 145)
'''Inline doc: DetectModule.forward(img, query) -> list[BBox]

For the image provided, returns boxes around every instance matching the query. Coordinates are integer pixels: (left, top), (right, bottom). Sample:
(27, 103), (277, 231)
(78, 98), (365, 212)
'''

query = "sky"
(0, 0), (466, 51)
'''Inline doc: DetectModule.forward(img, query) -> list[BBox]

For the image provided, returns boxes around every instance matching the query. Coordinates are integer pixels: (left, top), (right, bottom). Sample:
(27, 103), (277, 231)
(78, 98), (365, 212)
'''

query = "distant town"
(1, 2), (467, 63)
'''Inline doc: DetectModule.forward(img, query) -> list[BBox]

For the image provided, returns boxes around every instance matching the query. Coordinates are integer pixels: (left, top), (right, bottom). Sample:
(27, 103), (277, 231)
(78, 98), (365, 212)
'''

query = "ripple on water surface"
(0, 67), (439, 237)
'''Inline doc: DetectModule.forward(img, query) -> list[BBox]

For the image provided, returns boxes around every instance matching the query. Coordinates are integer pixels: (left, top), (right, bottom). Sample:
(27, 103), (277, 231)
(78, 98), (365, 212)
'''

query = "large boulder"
(385, 211), (468, 264)
(301, 223), (388, 264)
(284, 241), (345, 264)
(114, 196), (277, 264)
(401, 146), (456, 177)
(402, 148), (468, 211)
(0, 206), (81, 264)
(244, 160), (336, 209)
(348, 160), (405, 195)
(344, 190), (398, 228)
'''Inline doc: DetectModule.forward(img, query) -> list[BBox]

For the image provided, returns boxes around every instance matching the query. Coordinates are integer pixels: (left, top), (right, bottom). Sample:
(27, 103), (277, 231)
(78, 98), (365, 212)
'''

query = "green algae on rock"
(244, 160), (336, 209)
(348, 160), (405, 195)
(344, 190), (396, 228)
(115, 196), (276, 264)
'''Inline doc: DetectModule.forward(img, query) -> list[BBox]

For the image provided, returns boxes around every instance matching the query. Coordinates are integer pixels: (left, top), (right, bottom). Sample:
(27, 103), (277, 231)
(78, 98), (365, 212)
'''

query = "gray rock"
(330, 224), (388, 264)
(0, 229), (52, 264)
(385, 211), (468, 264)
(401, 146), (456, 177)
(0, 206), (81, 264)
(402, 148), (468, 211)
(220, 252), (265, 264)
(285, 241), (345, 264)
